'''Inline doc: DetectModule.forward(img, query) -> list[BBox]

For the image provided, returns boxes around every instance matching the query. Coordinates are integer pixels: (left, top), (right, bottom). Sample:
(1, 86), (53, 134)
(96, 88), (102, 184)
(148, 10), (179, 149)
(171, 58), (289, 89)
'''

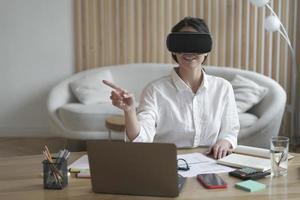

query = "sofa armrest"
(47, 79), (77, 131)
(248, 75), (287, 133)
(239, 105), (285, 148)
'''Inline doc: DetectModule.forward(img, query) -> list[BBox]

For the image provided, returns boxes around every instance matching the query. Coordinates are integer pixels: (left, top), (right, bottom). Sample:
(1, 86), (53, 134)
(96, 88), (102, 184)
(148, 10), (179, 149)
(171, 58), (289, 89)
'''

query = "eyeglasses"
(177, 158), (190, 171)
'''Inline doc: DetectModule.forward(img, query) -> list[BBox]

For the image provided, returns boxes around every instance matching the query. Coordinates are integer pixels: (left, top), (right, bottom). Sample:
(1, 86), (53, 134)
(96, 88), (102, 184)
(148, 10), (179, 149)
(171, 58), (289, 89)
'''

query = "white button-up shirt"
(133, 68), (240, 148)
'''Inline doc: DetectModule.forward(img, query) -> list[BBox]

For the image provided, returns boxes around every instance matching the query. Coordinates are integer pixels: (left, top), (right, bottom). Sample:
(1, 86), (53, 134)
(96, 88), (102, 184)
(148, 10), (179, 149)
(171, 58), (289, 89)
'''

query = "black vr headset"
(166, 32), (213, 54)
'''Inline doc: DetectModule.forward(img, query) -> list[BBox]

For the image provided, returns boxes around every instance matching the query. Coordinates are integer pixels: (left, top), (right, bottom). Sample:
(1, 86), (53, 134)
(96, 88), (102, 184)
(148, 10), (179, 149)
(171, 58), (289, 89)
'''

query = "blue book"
(235, 180), (266, 192)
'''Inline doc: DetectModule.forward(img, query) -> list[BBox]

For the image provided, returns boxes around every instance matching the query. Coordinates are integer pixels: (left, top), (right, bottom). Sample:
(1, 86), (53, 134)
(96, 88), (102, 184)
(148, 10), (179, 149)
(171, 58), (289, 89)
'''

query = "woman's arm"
(124, 107), (140, 141)
(103, 80), (140, 141)
(208, 83), (240, 159)
(218, 83), (240, 149)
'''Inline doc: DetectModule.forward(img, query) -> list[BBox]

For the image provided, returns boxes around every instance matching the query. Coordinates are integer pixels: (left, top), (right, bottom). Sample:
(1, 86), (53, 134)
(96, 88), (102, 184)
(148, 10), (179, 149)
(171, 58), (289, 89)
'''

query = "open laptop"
(86, 140), (186, 197)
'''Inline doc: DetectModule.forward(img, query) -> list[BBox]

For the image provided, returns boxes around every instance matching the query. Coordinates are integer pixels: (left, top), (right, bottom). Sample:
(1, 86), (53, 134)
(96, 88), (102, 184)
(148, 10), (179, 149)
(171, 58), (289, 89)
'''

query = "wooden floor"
(0, 138), (87, 157)
(0, 137), (299, 157)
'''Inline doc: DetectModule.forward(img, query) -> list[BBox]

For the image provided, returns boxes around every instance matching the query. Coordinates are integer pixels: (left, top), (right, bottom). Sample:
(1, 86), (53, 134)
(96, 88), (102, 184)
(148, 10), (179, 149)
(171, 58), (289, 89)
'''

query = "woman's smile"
(181, 53), (197, 62)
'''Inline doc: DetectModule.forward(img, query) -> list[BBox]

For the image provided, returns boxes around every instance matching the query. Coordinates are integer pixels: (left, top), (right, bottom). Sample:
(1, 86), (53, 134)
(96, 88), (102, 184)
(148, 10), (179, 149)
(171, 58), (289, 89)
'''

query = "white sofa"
(47, 63), (286, 148)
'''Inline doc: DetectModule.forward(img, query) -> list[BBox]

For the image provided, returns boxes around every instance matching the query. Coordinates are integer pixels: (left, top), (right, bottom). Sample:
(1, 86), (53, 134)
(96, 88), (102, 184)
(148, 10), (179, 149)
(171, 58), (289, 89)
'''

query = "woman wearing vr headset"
(103, 17), (239, 159)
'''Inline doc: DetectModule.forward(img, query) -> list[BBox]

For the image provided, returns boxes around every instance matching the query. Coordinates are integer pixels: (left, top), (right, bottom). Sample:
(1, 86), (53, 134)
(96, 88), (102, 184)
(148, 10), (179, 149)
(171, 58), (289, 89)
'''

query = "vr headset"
(166, 32), (212, 54)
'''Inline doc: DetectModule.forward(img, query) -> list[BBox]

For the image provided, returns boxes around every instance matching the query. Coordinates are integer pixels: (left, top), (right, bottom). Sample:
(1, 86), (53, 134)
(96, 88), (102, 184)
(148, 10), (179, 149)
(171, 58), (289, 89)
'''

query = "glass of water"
(270, 136), (289, 177)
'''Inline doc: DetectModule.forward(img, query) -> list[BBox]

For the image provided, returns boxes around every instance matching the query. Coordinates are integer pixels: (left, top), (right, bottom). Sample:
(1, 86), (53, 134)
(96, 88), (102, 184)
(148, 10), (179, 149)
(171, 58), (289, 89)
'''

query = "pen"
(43, 146), (63, 187)
(56, 150), (64, 164)
(64, 151), (70, 160)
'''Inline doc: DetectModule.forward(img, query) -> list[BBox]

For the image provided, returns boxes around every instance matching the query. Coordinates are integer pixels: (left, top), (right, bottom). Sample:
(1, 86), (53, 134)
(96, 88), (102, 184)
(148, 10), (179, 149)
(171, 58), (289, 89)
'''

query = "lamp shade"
(264, 15), (280, 32)
(249, 0), (270, 7)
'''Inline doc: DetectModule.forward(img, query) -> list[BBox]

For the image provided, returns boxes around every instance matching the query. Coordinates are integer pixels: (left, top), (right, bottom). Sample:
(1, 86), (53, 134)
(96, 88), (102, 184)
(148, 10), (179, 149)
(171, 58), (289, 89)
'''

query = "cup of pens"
(270, 136), (289, 177)
(42, 146), (70, 189)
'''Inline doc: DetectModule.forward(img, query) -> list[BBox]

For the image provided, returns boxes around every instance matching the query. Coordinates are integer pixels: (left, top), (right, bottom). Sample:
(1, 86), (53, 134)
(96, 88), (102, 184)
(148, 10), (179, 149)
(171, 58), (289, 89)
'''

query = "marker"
(69, 168), (81, 173)
(69, 168), (89, 173)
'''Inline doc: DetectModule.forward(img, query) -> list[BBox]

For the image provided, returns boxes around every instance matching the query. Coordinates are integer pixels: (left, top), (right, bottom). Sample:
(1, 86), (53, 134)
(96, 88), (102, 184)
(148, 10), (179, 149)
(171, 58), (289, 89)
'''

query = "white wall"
(0, 0), (74, 137)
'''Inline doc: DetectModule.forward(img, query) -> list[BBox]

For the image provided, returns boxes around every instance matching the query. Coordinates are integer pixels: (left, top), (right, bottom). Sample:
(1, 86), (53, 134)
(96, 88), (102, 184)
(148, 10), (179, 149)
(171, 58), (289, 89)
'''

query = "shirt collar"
(171, 68), (208, 93)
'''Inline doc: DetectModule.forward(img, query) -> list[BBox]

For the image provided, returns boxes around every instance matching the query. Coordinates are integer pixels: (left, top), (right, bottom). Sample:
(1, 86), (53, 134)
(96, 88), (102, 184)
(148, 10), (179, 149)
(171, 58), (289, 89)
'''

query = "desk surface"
(0, 148), (299, 200)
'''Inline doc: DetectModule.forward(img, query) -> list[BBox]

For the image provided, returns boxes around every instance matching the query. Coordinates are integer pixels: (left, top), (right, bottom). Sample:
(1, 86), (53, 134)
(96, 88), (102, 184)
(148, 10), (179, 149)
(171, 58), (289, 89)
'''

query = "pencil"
(42, 147), (63, 187)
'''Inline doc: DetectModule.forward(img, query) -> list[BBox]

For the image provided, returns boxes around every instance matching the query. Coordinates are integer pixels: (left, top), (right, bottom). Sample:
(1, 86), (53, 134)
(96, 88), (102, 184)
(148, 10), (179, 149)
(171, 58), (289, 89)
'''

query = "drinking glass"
(270, 136), (289, 177)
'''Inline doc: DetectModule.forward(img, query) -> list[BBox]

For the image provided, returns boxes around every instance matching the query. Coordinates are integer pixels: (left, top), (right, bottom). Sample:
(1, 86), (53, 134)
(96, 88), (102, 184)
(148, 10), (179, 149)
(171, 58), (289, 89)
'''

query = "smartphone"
(197, 173), (227, 189)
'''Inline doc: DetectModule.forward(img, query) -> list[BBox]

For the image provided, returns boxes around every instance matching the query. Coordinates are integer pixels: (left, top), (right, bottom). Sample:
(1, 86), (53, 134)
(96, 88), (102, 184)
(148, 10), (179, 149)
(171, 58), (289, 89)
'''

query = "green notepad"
(235, 180), (266, 192)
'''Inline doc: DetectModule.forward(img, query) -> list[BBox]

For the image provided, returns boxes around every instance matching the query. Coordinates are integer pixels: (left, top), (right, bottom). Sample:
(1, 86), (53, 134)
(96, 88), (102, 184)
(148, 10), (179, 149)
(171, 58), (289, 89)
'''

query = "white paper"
(68, 154), (89, 170)
(68, 153), (234, 178)
(177, 153), (234, 177)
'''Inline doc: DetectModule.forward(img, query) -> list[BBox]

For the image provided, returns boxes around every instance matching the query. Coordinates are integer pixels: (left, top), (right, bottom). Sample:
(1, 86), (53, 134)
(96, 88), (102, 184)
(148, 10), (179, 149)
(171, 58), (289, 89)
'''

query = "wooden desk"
(0, 149), (299, 200)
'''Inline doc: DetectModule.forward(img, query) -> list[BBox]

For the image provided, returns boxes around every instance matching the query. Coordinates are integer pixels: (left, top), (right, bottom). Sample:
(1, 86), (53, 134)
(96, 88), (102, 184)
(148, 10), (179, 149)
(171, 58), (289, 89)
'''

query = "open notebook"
(216, 145), (294, 172)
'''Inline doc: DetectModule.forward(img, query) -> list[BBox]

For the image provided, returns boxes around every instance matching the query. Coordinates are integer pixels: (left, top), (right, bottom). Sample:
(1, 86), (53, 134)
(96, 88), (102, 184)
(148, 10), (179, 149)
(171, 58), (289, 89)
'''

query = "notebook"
(217, 145), (295, 171)
(217, 153), (270, 172)
(217, 145), (273, 171)
(231, 145), (294, 160)
(87, 141), (186, 197)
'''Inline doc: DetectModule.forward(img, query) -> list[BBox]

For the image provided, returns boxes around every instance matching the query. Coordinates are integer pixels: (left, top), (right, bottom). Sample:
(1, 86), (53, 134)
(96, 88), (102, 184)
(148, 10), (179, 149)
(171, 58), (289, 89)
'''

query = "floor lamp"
(249, 0), (298, 147)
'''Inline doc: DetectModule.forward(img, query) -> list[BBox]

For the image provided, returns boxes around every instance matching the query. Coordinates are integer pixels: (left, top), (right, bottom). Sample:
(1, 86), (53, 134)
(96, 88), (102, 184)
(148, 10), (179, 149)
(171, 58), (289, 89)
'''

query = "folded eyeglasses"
(177, 158), (190, 171)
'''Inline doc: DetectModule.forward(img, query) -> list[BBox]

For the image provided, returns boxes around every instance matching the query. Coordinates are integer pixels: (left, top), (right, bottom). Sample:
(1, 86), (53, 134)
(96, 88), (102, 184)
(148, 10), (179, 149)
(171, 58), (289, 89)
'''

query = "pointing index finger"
(102, 80), (124, 92)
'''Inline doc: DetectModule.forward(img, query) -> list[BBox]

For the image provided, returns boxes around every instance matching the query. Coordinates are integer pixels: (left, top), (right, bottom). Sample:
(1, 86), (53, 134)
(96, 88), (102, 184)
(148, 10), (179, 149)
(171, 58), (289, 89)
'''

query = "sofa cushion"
(70, 70), (114, 104)
(58, 103), (122, 132)
(238, 112), (258, 129)
(231, 75), (268, 113)
(58, 103), (257, 134)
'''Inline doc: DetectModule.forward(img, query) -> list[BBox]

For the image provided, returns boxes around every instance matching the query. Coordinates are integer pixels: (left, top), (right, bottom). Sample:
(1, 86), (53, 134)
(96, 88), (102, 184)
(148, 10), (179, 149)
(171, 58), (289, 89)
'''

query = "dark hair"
(170, 17), (210, 63)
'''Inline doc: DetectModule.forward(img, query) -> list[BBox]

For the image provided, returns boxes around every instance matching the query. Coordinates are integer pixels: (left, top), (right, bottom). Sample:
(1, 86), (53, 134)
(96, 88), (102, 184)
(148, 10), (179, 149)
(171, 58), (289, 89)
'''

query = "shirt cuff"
(221, 136), (237, 149)
(131, 127), (153, 143)
(132, 132), (144, 142)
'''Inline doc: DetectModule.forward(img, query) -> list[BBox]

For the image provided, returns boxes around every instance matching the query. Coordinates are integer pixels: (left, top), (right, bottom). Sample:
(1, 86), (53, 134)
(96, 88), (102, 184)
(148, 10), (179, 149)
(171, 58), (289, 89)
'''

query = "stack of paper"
(177, 153), (234, 177)
(68, 153), (234, 178)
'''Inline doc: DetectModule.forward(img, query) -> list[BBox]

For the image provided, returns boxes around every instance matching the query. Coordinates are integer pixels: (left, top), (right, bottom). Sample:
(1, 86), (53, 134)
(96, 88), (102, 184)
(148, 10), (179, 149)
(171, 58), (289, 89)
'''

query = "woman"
(103, 17), (239, 159)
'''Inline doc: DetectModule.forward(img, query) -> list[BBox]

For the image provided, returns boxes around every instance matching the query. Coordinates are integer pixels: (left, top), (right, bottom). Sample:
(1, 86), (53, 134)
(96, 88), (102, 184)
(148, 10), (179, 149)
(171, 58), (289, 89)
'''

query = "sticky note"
(235, 180), (266, 192)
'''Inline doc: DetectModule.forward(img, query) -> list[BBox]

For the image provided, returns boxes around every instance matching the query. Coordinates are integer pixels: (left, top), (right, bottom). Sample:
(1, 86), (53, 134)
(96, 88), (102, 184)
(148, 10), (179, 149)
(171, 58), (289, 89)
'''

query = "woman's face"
(175, 26), (207, 68)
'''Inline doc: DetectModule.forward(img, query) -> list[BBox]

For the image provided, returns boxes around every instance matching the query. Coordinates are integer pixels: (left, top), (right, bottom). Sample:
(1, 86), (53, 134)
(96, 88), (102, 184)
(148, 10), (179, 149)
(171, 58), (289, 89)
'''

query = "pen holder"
(43, 158), (68, 189)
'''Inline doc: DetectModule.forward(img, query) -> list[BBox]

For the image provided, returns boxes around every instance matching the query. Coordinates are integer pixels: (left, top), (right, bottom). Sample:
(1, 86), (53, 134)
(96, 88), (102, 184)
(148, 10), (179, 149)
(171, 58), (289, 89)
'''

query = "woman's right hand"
(102, 80), (135, 112)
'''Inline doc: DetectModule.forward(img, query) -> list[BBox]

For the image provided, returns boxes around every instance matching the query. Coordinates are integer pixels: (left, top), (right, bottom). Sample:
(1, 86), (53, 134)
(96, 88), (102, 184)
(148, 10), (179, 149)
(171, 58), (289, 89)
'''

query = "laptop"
(86, 140), (186, 197)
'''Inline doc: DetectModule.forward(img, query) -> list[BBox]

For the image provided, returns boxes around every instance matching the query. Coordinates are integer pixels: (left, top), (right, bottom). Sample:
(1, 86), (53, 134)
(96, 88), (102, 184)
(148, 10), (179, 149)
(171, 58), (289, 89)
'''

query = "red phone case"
(197, 174), (227, 189)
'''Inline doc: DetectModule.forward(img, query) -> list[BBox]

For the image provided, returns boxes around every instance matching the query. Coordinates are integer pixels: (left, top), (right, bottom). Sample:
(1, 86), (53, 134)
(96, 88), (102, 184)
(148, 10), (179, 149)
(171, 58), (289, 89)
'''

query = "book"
(217, 153), (270, 171)
(216, 145), (294, 172)
(235, 180), (266, 192)
(232, 145), (294, 160)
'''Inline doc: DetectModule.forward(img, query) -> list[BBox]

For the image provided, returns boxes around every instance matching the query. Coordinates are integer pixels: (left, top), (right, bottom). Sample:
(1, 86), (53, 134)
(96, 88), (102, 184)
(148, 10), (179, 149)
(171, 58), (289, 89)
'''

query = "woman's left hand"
(207, 139), (233, 159)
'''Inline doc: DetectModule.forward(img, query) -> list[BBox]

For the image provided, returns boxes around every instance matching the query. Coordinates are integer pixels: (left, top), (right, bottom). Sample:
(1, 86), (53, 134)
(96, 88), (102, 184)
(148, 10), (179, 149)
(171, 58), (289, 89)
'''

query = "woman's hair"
(170, 17), (210, 63)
